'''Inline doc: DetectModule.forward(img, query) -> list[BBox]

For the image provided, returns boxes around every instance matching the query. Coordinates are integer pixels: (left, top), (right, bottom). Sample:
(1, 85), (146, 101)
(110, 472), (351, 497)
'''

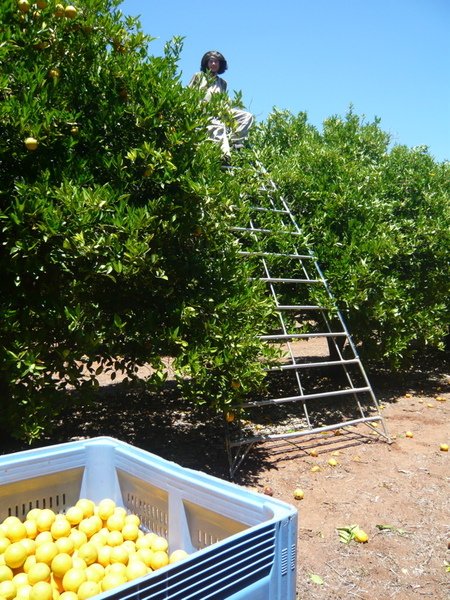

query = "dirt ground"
(1, 352), (449, 599)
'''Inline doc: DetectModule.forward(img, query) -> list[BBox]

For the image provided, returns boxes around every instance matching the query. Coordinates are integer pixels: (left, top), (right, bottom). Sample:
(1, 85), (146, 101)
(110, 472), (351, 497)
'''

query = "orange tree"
(0, 0), (274, 442)
(251, 109), (450, 365)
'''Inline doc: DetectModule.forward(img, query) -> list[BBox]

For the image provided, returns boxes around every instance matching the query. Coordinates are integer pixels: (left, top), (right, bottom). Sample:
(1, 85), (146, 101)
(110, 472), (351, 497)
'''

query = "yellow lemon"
(20, 538), (36, 557)
(169, 549), (189, 564)
(50, 520), (71, 541)
(35, 542), (58, 566)
(76, 543), (97, 567)
(293, 488), (305, 500)
(121, 540), (136, 555)
(84, 564), (104, 583)
(4, 542), (28, 569)
(136, 548), (153, 567)
(58, 593), (77, 600)
(70, 557), (87, 571)
(123, 514), (140, 528)
(105, 563), (126, 578)
(125, 559), (147, 581)
(68, 530), (87, 550)
(0, 537), (11, 554)
(29, 581), (53, 600)
(23, 555), (37, 574)
(5, 520), (27, 543)
(96, 546), (111, 568)
(354, 529), (369, 543)
(89, 532), (106, 548)
(77, 580), (100, 600)
(54, 538), (74, 556)
(50, 554), (73, 579)
(149, 550), (169, 571)
(12, 572), (29, 588)
(36, 510), (56, 533)
(135, 533), (155, 550)
(75, 500), (95, 520)
(121, 523), (139, 542)
(26, 509), (41, 522)
(0, 565), (13, 583)
(35, 532), (53, 546)
(151, 536), (168, 553)
(106, 530), (123, 547)
(109, 546), (128, 565)
(96, 500), (116, 522)
(27, 563), (51, 585)
(106, 513), (124, 532)
(64, 508), (83, 528)
(113, 507), (127, 519)
(59, 592), (77, 600)
(101, 572), (126, 591)
(0, 580), (16, 600)
(24, 520), (38, 540)
(16, 583), (33, 600)
(61, 568), (86, 593)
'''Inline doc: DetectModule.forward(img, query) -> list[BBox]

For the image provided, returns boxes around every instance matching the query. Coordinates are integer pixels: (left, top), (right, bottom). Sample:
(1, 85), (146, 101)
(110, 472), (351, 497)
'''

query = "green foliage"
(252, 108), (450, 365)
(0, 0), (273, 441)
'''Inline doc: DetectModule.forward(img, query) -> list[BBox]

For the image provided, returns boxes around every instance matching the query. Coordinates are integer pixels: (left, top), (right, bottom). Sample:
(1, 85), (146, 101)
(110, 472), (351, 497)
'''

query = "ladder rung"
(240, 387), (372, 409)
(228, 416), (383, 447)
(231, 226), (301, 236)
(258, 277), (322, 284)
(250, 206), (290, 215)
(260, 332), (347, 340)
(239, 251), (315, 260)
(275, 304), (327, 311)
(267, 358), (360, 371)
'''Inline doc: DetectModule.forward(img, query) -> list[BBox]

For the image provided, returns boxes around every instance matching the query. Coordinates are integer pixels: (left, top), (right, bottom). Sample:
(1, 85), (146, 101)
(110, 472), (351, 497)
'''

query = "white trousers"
(207, 108), (254, 156)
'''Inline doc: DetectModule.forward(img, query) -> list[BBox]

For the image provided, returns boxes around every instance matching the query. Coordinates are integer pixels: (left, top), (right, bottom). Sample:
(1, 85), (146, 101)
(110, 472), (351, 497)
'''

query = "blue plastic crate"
(0, 437), (297, 599)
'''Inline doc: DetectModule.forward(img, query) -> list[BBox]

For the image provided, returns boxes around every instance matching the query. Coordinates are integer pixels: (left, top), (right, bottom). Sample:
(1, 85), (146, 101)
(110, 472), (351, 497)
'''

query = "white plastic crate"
(0, 436), (297, 600)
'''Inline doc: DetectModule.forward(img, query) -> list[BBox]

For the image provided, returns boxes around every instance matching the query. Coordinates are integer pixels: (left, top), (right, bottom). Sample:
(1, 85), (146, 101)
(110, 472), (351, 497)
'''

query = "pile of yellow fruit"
(0, 498), (189, 600)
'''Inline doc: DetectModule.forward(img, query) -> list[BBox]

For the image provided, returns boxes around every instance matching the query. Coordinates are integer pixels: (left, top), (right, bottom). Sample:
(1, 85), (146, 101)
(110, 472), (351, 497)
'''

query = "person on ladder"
(189, 50), (254, 159)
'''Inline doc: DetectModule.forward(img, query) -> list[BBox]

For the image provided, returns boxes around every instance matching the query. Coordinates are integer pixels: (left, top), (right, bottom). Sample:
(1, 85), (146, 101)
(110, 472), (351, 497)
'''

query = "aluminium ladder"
(225, 164), (390, 477)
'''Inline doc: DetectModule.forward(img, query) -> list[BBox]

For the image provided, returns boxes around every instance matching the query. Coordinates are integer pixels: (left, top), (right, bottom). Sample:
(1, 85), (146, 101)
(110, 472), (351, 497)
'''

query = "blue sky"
(120, 0), (449, 162)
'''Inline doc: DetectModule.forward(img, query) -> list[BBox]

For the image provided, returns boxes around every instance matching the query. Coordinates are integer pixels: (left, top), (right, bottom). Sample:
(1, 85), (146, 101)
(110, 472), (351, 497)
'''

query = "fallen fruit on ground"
(440, 443), (448, 452)
(405, 431), (414, 438)
(293, 488), (304, 500)
(353, 529), (369, 543)
(328, 458), (338, 467)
